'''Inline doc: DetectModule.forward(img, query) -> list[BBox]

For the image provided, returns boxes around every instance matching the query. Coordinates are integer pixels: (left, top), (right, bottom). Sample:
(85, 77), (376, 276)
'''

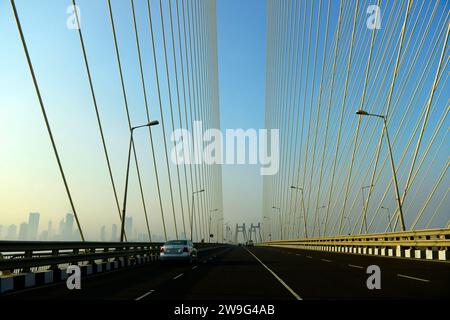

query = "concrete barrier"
(35, 270), (53, 285)
(438, 249), (449, 261)
(415, 249), (423, 259)
(426, 249), (437, 260)
(94, 262), (103, 273)
(0, 276), (14, 294)
(405, 248), (413, 258)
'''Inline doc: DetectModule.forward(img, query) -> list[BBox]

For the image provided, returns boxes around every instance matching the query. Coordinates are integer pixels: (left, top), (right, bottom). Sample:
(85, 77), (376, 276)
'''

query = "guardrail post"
(438, 247), (449, 261)
(23, 250), (32, 273)
(50, 249), (59, 270)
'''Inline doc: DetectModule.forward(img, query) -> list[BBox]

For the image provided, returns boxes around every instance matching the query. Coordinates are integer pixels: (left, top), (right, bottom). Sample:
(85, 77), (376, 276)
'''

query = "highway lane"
(2, 245), (449, 300)
(0, 246), (232, 300)
(243, 246), (450, 299)
(147, 246), (296, 300)
(146, 246), (450, 300)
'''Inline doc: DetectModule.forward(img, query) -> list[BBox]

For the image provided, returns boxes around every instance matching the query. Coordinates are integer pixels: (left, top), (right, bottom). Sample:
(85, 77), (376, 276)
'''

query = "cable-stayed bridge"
(0, 0), (449, 300)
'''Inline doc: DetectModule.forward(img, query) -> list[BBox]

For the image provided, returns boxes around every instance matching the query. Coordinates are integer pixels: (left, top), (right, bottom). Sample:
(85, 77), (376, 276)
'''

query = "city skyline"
(0, 211), (172, 242)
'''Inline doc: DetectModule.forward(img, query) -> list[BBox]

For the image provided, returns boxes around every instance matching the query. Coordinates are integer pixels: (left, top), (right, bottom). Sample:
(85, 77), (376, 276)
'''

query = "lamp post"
(381, 206), (393, 232)
(217, 218), (224, 243)
(208, 208), (219, 243)
(263, 216), (271, 241)
(290, 186), (308, 238)
(121, 120), (159, 242)
(317, 205), (326, 237)
(272, 206), (282, 240)
(190, 189), (205, 241)
(343, 216), (351, 235)
(356, 110), (406, 231)
(361, 185), (373, 233)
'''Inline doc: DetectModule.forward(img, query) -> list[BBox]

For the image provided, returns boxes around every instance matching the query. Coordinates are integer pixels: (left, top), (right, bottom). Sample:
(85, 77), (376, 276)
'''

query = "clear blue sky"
(0, 0), (268, 239)
(0, 0), (448, 240)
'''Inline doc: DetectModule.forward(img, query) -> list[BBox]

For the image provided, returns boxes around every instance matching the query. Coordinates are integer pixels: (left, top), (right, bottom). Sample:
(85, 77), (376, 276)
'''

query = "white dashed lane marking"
(135, 290), (155, 301)
(173, 273), (184, 280)
(397, 274), (430, 283)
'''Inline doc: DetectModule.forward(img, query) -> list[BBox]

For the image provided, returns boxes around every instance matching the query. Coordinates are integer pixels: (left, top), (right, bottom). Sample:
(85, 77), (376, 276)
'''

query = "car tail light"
(183, 247), (189, 253)
(160, 246), (165, 253)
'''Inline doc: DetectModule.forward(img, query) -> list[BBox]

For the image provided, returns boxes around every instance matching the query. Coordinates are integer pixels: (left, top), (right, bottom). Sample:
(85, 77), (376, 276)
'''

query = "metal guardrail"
(258, 228), (450, 261)
(0, 241), (221, 273)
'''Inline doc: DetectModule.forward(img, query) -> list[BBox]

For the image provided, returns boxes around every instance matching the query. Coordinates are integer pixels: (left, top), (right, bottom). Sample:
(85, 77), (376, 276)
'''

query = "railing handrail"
(0, 241), (163, 252)
(0, 241), (219, 252)
(0, 242), (227, 272)
(260, 228), (450, 246)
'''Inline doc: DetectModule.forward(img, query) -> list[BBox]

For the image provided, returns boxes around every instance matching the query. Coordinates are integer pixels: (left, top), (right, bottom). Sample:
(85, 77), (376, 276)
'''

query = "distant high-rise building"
(6, 225), (17, 240)
(18, 223), (28, 240)
(111, 224), (117, 242)
(60, 213), (75, 240)
(47, 221), (53, 240)
(39, 230), (49, 241)
(65, 213), (74, 238)
(27, 212), (40, 240)
(100, 225), (106, 241)
(125, 217), (133, 241)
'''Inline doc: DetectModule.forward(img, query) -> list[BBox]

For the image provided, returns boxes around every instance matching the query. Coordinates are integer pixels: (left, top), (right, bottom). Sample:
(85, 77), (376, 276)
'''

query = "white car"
(160, 240), (198, 263)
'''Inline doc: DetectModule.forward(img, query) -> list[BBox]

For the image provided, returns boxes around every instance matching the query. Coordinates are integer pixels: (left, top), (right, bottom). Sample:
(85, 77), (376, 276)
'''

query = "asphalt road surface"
(2, 245), (449, 300)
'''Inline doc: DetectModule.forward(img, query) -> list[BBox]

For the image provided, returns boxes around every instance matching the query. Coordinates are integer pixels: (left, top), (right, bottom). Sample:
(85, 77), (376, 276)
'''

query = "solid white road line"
(135, 290), (155, 301)
(173, 273), (184, 280)
(245, 248), (302, 300)
(321, 259), (332, 263)
(192, 266), (198, 270)
(348, 264), (364, 269)
(397, 274), (430, 283)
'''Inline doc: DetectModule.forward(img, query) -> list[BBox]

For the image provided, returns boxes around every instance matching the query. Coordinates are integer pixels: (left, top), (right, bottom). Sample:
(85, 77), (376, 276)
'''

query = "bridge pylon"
(234, 223), (247, 244)
(248, 223), (262, 243)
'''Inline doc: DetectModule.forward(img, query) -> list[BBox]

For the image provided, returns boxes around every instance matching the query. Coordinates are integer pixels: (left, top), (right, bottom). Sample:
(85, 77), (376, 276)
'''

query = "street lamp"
(381, 206), (393, 232)
(317, 205), (326, 237)
(263, 216), (271, 241)
(216, 217), (224, 243)
(356, 110), (406, 231)
(272, 206), (282, 240)
(208, 208), (219, 243)
(121, 120), (160, 242)
(343, 216), (351, 235)
(290, 186), (308, 238)
(361, 185), (373, 233)
(190, 189), (205, 241)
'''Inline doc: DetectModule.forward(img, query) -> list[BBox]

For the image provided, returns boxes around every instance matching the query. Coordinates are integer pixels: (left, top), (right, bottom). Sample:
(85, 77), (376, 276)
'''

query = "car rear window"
(165, 240), (188, 246)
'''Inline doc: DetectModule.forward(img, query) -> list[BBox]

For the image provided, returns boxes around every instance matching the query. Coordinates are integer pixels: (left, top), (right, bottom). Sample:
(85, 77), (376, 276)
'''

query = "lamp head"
(356, 109), (369, 116)
(148, 120), (160, 126)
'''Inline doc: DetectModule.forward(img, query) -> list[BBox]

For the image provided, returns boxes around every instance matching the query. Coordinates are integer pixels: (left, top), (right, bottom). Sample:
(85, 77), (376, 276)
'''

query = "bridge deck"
(2, 246), (449, 300)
